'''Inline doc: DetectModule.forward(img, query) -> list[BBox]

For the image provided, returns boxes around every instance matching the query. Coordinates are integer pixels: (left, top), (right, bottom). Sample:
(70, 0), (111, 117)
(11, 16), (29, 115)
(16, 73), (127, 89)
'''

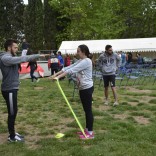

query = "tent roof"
(58, 38), (156, 54)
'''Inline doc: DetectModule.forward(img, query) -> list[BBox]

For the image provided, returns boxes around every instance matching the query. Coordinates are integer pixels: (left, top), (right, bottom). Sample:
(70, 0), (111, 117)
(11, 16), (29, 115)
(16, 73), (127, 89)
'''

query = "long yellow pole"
(56, 79), (87, 138)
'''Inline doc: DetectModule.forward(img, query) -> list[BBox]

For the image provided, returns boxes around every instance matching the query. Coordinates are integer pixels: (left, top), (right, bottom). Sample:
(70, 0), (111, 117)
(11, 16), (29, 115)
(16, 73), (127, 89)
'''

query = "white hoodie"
(62, 58), (93, 90)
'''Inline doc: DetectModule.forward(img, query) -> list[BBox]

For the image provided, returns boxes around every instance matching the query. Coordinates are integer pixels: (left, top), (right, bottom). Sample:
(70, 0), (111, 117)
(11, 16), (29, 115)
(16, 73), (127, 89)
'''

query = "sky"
(23, 0), (44, 4)
(23, 0), (28, 4)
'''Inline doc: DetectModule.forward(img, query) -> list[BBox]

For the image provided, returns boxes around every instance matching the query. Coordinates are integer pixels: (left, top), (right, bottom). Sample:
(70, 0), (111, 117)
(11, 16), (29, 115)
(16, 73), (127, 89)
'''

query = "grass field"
(0, 77), (156, 156)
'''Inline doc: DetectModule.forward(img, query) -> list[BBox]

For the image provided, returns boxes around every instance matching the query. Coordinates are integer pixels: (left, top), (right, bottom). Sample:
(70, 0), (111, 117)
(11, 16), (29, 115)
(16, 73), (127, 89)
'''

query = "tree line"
(0, 0), (156, 51)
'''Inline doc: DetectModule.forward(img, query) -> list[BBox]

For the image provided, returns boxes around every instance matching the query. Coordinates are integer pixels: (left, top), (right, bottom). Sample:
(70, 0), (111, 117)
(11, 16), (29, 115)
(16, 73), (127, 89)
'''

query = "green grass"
(0, 78), (156, 156)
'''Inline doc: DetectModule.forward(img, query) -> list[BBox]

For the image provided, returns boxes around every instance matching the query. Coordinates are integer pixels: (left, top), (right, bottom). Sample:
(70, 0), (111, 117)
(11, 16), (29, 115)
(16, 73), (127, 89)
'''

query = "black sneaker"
(8, 135), (24, 142)
(15, 133), (24, 139)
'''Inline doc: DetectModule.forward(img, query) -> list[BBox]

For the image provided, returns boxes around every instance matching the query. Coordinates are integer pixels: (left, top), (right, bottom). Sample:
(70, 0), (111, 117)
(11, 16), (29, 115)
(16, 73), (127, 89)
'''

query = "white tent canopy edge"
(58, 37), (156, 54)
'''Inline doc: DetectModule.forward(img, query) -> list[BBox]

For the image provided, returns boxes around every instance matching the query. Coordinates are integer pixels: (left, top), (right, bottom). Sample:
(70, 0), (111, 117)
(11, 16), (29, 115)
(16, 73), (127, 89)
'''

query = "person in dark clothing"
(21, 39), (29, 56)
(48, 52), (59, 75)
(27, 60), (39, 82)
(127, 52), (133, 64)
(0, 39), (48, 142)
(137, 53), (144, 65)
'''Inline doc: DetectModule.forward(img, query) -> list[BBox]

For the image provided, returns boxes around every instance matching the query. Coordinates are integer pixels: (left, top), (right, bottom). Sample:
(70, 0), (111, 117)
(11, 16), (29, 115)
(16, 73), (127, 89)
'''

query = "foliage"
(24, 0), (44, 51)
(0, 0), (24, 48)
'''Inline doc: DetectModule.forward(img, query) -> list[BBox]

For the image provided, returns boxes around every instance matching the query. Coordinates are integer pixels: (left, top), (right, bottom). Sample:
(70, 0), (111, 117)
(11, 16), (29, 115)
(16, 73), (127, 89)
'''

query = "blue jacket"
(58, 55), (64, 66)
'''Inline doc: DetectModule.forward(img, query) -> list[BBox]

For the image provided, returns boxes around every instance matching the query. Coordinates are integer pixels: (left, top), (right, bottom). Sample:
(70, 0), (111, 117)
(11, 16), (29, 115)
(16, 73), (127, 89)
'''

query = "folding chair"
(139, 67), (153, 85)
(115, 69), (126, 87)
(125, 68), (140, 86)
(98, 75), (103, 88)
(153, 68), (156, 85)
(93, 71), (102, 83)
(67, 75), (79, 98)
(72, 79), (79, 98)
(153, 75), (156, 85)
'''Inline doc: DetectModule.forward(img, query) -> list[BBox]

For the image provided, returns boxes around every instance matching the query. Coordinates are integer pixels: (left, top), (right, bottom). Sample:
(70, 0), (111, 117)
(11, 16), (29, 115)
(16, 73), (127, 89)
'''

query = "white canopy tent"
(58, 38), (156, 54)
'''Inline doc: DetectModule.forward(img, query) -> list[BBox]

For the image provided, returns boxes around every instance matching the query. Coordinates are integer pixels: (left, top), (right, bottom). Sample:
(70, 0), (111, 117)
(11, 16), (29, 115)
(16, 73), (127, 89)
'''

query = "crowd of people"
(116, 51), (144, 67)
(48, 52), (72, 76)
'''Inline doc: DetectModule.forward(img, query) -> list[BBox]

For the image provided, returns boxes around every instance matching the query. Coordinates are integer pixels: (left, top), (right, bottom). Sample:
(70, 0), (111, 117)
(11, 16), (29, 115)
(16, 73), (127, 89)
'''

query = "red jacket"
(65, 56), (71, 66)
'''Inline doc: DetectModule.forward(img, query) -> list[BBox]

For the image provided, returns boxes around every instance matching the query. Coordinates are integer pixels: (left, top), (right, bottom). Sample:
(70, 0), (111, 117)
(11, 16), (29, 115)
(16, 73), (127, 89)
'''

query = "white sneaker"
(104, 100), (109, 105)
(113, 101), (119, 106)
(36, 79), (40, 83)
(8, 135), (24, 142)
(15, 132), (24, 139)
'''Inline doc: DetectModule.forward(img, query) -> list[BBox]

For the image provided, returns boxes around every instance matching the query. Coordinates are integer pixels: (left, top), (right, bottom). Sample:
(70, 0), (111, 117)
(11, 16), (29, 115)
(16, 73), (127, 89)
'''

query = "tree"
(0, 0), (24, 49)
(24, 0), (44, 51)
(49, 0), (126, 40)
(115, 0), (156, 38)
(50, 0), (156, 42)
(44, 0), (58, 50)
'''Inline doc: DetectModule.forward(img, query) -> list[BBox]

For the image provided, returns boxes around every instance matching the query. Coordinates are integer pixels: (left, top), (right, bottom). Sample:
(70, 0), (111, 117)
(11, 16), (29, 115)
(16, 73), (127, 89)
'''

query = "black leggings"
(79, 87), (94, 131)
(51, 68), (58, 75)
(2, 90), (18, 139)
(30, 69), (37, 82)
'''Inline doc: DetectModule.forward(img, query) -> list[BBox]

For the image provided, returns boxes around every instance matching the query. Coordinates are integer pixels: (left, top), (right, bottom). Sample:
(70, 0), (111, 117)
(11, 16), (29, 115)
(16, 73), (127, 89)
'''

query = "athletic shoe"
(104, 100), (109, 105)
(36, 79), (40, 83)
(15, 133), (24, 139)
(77, 129), (89, 135)
(8, 135), (24, 142)
(79, 133), (94, 140)
(113, 101), (119, 106)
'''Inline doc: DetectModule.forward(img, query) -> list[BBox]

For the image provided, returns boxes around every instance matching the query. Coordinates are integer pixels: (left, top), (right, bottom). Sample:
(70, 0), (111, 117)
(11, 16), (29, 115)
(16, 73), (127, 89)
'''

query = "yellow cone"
(55, 133), (65, 139)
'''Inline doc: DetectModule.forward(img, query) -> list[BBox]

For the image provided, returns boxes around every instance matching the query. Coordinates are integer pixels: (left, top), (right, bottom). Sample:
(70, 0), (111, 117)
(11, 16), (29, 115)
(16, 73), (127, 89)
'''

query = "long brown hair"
(78, 44), (91, 58)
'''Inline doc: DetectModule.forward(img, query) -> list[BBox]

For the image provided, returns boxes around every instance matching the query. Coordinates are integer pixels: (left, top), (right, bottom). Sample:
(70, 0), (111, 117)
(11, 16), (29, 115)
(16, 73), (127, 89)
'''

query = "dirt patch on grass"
(121, 95), (156, 105)
(26, 134), (53, 150)
(114, 114), (128, 120)
(34, 87), (45, 90)
(98, 105), (111, 111)
(0, 133), (7, 144)
(133, 116), (150, 125)
(95, 116), (104, 120)
(140, 96), (156, 104)
(83, 145), (92, 149)
(53, 125), (70, 132)
(127, 87), (152, 94)
(128, 102), (138, 106)
(59, 118), (74, 124)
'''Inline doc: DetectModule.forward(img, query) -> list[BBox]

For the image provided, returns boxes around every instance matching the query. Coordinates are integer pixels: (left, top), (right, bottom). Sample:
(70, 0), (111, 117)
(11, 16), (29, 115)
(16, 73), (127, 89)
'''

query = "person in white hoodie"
(98, 45), (121, 106)
(52, 44), (94, 140)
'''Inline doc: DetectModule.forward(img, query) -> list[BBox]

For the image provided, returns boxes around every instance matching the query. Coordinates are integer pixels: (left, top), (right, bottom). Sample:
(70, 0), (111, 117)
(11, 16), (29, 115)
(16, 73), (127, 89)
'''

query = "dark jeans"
(30, 69), (37, 82)
(59, 66), (63, 71)
(51, 68), (58, 75)
(79, 86), (94, 131)
(2, 90), (18, 139)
